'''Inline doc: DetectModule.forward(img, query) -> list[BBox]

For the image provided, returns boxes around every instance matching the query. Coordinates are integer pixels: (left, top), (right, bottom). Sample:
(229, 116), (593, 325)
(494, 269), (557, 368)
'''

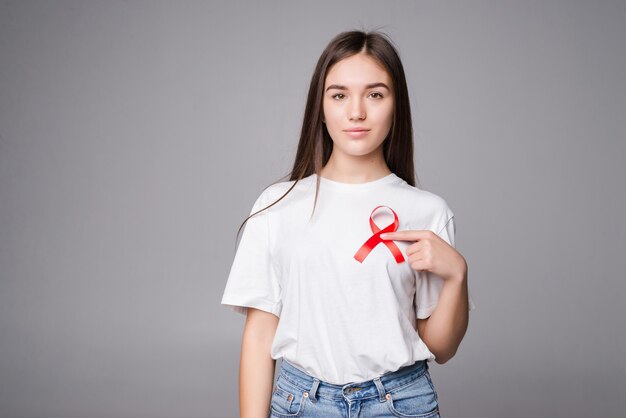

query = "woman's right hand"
(239, 308), (279, 418)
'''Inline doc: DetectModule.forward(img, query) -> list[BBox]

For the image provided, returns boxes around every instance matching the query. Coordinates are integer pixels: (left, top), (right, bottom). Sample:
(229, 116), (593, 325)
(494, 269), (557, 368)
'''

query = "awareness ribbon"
(353, 205), (405, 263)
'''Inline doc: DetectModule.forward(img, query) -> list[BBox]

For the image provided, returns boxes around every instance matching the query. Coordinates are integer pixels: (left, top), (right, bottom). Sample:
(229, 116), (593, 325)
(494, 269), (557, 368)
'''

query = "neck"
(320, 149), (391, 183)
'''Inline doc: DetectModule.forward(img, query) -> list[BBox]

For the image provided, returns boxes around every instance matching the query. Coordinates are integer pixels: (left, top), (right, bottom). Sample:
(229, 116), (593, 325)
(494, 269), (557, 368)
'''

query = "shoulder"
(252, 174), (314, 210)
(394, 179), (454, 219)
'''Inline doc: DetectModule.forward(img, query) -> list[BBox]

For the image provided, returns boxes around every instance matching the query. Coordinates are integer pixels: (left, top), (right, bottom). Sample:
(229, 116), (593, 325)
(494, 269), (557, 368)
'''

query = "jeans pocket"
(386, 371), (439, 418)
(269, 375), (308, 417)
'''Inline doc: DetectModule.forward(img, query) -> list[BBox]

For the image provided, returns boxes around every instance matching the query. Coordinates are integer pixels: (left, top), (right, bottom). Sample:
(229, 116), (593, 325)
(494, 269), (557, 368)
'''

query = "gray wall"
(1, 1), (625, 417)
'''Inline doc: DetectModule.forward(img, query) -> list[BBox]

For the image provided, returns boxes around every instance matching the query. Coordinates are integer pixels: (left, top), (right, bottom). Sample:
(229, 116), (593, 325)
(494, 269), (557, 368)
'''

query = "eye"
(369, 92), (384, 99)
(331, 93), (345, 100)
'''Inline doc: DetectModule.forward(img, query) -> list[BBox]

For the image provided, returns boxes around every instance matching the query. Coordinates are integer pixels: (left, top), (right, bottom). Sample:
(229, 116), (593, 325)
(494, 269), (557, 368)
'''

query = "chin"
(341, 140), (384, 154)
(339, 146), (382, 158)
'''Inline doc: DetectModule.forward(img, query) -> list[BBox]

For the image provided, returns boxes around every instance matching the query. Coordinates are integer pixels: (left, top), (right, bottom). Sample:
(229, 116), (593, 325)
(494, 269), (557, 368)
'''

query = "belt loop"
(309, 378), (320, 402)
(373, 377), (387, 402)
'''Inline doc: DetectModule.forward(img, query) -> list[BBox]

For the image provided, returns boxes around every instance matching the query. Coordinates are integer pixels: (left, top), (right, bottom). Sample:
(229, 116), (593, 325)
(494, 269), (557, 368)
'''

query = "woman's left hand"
(380, 230), (467, 282)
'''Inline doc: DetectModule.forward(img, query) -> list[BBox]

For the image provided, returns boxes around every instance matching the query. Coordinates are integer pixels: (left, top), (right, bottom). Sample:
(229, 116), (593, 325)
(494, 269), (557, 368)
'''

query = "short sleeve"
(414, 210), (476, 319)
(220, 191), (282, 317)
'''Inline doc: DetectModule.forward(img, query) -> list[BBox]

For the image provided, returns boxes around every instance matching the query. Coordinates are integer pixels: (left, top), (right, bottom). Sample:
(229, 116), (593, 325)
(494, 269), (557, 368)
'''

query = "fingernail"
(380, 233), (388, 239)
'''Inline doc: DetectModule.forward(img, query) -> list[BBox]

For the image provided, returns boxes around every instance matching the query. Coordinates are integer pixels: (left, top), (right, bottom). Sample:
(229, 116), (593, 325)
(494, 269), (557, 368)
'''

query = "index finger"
(380, 230), (433, 241)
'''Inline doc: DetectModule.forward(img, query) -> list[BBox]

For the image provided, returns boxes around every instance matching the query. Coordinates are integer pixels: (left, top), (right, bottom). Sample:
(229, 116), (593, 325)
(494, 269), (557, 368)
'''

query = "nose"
(348, 99), (366, 121)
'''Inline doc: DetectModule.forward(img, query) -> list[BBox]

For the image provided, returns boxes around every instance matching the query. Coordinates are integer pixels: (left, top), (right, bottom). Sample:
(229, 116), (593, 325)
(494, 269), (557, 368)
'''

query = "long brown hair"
(236, 30), (418, 243)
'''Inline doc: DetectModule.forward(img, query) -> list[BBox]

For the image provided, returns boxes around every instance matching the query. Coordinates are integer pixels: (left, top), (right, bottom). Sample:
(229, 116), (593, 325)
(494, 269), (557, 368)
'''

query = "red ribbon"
(354, 205), (405, 263)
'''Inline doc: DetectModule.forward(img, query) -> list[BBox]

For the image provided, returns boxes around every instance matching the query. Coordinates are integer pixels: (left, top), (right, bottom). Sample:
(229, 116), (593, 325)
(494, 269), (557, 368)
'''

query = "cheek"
(323, 104), (342, 129)
(373, 105), (394, 129)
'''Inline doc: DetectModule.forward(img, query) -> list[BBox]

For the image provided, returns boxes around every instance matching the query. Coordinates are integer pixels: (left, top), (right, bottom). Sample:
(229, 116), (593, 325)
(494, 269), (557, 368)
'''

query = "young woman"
(221, 30), (475, 418)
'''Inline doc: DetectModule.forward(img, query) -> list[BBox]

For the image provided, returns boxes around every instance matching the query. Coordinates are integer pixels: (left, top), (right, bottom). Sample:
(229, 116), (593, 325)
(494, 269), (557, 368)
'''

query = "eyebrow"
(325, 82), (391, 92)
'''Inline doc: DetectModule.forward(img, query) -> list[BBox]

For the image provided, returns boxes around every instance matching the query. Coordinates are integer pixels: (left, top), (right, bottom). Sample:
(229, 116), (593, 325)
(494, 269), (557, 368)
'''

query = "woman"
(222, 30), (475, 418)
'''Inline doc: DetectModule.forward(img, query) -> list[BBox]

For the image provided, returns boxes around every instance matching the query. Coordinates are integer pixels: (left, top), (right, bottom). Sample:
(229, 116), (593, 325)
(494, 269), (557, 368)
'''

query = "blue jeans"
(269, 358), (440, 418)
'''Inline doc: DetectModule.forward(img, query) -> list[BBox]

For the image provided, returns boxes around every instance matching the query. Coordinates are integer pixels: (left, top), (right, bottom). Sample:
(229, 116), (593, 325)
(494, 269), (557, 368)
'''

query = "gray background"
(1, 1), (625, 417)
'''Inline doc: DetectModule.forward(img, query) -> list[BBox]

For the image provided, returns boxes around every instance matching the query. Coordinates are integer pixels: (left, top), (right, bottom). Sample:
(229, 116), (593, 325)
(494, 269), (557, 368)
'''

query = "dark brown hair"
(236, 30), (418, 243)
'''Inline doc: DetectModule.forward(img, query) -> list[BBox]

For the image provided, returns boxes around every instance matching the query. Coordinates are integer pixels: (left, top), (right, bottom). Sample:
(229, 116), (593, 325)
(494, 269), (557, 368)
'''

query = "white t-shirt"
(221, 172), (475, 384)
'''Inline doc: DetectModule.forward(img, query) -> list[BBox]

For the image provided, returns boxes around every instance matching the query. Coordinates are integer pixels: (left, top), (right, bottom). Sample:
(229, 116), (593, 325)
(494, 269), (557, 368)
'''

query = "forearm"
(421, 272), (470, 364)
(239, 317), (277, 418)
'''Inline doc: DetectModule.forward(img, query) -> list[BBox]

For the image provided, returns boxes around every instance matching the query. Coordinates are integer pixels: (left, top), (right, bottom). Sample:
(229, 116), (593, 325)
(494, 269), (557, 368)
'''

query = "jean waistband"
(277, 358), (429, 402)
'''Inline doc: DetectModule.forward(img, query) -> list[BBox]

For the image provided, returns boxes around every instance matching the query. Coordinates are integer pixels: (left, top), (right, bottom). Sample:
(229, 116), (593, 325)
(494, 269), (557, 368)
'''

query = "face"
(322, 52), (394, 159)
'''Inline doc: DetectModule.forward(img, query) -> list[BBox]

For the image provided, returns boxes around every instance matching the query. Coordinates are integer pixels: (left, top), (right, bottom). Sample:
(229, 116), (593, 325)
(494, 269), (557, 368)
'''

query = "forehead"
(324, 53), (391, 87)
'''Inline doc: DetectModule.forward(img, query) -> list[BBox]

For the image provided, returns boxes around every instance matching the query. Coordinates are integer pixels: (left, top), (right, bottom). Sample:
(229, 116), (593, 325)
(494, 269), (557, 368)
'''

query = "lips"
(343, 128), (371, 138)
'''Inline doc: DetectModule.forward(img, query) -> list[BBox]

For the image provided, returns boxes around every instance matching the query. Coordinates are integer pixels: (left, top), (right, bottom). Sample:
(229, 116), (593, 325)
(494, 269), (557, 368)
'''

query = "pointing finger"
(380, 230), (432, 241)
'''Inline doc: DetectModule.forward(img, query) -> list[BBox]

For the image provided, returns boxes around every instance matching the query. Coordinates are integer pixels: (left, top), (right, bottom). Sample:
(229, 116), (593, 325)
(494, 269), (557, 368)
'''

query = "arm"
(381, 224), (470, 365)
(239, 307), (279, 418)
(416, 265), (469, 364)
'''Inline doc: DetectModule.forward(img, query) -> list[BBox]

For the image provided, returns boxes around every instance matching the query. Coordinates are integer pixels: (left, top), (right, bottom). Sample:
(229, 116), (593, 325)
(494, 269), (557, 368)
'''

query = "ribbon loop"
(354, 205), (405, 263)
